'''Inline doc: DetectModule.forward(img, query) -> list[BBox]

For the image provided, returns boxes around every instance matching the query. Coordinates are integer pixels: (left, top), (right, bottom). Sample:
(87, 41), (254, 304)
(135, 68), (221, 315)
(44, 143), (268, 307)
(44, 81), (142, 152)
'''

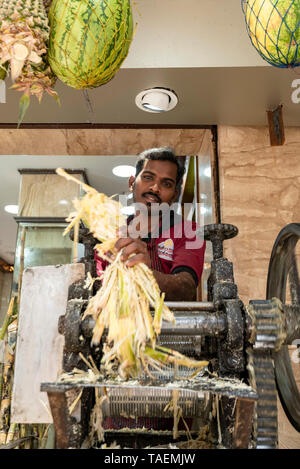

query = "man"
(96, 147), (206, 301)
(97, 147), (206, 431)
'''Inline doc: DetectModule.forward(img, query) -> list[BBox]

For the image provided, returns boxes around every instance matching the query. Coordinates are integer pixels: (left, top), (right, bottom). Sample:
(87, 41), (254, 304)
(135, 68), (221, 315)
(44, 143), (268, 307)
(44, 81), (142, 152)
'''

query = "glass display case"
(11, 219), (83, 297)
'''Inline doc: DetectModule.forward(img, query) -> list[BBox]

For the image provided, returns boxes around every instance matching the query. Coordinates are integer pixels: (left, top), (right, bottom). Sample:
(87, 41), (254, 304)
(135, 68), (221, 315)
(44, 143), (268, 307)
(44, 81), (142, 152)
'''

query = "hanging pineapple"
(43, 0), (53, 14)
(48, 0), (134, 89)
(242, 0), (300, 68)
(0, 0), (59, 126)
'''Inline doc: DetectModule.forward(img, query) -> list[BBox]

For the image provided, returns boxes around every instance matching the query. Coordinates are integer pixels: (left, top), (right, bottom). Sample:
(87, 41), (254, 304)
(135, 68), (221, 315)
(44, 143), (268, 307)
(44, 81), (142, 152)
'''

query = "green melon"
(243, 0), (300, 67)
(48, 0), (133, 89)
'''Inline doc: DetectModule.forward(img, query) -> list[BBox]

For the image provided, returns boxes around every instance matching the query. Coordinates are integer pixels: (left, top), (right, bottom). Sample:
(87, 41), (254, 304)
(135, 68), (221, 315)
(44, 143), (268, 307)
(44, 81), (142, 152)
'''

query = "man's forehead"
(141, 159), (177, 178)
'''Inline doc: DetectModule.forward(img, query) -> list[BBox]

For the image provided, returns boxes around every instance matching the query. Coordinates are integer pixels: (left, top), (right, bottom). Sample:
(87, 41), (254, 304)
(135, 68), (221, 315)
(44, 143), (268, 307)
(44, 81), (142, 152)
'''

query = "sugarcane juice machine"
(41, 223), (300, 449)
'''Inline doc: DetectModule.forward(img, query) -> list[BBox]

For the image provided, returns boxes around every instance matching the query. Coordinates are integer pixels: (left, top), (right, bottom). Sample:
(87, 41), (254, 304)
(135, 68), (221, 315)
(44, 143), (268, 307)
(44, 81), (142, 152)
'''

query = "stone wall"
(218, 126), (300, 303)
(218, 126), (300, 449)
(0, 128), (207, 156)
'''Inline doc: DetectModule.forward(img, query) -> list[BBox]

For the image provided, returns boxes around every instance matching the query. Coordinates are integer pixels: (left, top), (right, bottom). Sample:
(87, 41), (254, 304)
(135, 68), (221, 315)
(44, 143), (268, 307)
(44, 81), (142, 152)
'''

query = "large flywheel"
(266, 223), (300, 432)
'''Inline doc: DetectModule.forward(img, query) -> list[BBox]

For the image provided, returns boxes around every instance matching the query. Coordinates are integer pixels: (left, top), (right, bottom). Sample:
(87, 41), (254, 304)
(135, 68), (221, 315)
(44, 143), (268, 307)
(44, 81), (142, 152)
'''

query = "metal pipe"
(164, 301), (215, 311)
(81, 310), (226, 339)
(161, 312), (226, 337)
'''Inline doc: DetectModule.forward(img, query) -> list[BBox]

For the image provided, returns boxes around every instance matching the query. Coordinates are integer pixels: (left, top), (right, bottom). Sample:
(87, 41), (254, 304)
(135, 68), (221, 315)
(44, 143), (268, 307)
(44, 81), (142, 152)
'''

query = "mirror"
(0, 144), (216, 323)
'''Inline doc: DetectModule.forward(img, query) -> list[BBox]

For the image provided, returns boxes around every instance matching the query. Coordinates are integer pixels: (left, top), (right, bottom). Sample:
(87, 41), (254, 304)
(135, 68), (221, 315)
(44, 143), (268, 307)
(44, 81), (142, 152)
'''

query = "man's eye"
(143, 174), (152, 180)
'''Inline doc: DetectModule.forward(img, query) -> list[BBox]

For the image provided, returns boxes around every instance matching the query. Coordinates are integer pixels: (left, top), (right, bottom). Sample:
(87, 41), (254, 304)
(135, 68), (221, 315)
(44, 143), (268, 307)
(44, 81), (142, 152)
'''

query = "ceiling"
(1, 0), (300, 127)
(1, 66), (300, 127)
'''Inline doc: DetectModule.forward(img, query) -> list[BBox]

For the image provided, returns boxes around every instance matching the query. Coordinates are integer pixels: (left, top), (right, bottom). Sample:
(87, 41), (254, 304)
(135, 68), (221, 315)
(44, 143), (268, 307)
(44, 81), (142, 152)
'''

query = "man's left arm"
(152, 270), (197, 301)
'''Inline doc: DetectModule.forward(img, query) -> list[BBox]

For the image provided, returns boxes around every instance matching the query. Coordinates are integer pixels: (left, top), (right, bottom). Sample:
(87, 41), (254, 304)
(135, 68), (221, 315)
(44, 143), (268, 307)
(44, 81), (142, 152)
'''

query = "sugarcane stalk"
(37, 424), (48, 449)
(0, 62), (7, 80)
(153, 292), (164, 335)
(0, 297), (15, 342)
(44, 424), (55, 449)
(172, 390), (180, 440)
(0, 297), (15, 403)
(0, 341), (15, 444)
(12, 424), (20, 448)
(19, 424), (32, 449)
(6, 422), (17, 445)
(144, 345), (209, 371)
(19, 424), (26, 444)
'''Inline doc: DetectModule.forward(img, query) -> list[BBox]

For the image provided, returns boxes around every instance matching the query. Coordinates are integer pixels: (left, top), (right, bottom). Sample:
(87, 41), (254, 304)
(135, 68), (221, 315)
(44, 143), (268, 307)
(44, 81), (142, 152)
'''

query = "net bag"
(242, 0), (300, 68)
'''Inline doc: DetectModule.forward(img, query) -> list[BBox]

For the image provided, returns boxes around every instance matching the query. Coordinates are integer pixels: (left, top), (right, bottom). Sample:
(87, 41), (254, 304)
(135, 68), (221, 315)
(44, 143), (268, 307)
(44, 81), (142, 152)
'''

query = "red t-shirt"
(95, 215), (206, 287)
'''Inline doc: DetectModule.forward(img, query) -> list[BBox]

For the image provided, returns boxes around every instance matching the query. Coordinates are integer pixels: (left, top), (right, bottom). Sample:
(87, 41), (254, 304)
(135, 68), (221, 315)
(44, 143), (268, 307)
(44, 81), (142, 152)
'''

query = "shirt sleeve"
(94, 250), (109, 277)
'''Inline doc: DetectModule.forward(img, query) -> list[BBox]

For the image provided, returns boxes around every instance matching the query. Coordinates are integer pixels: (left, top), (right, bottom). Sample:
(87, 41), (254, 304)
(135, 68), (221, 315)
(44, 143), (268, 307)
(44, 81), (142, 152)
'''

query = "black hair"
(135, 147), (185, 191)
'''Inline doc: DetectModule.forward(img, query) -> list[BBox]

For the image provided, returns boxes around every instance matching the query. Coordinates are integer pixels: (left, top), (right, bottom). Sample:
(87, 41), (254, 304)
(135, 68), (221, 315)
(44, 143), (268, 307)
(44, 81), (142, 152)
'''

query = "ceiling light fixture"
(204, 167), (211, 178)
(135, 87), (178, 113)
(4, 205), (18, 215)
(112, 165), (136, 178)
(58, 199), (70, 205)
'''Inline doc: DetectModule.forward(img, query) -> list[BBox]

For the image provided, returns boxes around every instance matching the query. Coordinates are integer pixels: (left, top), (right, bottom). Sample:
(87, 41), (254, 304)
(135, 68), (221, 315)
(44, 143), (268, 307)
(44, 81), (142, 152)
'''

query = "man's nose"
(150, 182), (160, 193)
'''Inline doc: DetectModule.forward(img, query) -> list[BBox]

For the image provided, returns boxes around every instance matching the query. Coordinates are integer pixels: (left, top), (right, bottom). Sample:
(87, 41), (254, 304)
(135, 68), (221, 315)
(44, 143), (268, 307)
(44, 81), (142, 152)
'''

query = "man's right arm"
(114, 237), (197, 301)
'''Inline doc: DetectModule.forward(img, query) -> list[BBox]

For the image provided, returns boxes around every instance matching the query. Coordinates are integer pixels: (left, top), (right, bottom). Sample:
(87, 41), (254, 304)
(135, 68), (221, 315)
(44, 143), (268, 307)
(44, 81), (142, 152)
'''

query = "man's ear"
(129, 175), (135, 191)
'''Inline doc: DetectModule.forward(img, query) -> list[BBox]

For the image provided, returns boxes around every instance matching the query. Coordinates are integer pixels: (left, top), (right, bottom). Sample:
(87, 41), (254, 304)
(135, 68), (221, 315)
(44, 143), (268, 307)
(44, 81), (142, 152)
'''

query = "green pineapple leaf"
(17, 93), (30, 128)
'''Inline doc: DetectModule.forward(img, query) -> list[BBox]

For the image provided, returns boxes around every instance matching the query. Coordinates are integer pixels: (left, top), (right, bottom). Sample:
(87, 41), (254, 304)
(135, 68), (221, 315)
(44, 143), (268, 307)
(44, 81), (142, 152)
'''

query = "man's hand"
(115, 237), (151, 268)
(114, 232), (197, 301)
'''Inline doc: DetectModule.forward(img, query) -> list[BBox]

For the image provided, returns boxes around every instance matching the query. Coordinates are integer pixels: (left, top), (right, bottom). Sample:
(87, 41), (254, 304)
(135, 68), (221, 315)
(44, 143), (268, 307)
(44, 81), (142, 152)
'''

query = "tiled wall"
(218, 125), (300, 449)
(0, 128), (207, 156)
(218, 126), (300, 303)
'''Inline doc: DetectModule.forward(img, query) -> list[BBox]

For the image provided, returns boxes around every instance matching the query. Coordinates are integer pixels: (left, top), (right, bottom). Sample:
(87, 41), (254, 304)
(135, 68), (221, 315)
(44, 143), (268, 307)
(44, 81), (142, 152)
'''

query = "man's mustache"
(142, 192), (161, 203)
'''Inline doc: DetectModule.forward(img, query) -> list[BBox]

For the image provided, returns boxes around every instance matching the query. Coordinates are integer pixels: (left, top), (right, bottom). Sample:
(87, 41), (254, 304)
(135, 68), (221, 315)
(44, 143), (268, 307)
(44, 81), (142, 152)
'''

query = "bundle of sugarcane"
(0, 0), (59, 126)
(0, 297), (54, 449)
(0, 298), (16, 445)
(56, 168), (208, 381)
(43, 0), (52, 14)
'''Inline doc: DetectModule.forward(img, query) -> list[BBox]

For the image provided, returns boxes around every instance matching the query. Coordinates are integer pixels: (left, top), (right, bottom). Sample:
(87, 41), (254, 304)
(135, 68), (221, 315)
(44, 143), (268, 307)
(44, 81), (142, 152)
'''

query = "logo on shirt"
(157, 239), (174, 261)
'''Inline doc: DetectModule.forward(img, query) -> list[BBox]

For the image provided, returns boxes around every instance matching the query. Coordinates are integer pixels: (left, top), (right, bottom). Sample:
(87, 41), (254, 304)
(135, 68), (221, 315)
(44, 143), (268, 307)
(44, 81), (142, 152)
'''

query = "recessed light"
(4, 205), (18, 214)
(58, 199), (70, 205)
(112, 165), (136, 178)
(204, 167), (211, 178)
(135, 87), (178, 113)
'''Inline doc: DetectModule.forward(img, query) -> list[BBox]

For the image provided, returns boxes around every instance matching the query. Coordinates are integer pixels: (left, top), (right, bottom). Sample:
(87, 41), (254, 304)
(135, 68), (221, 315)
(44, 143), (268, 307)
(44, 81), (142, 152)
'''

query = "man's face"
(129, 159), (179, 210)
